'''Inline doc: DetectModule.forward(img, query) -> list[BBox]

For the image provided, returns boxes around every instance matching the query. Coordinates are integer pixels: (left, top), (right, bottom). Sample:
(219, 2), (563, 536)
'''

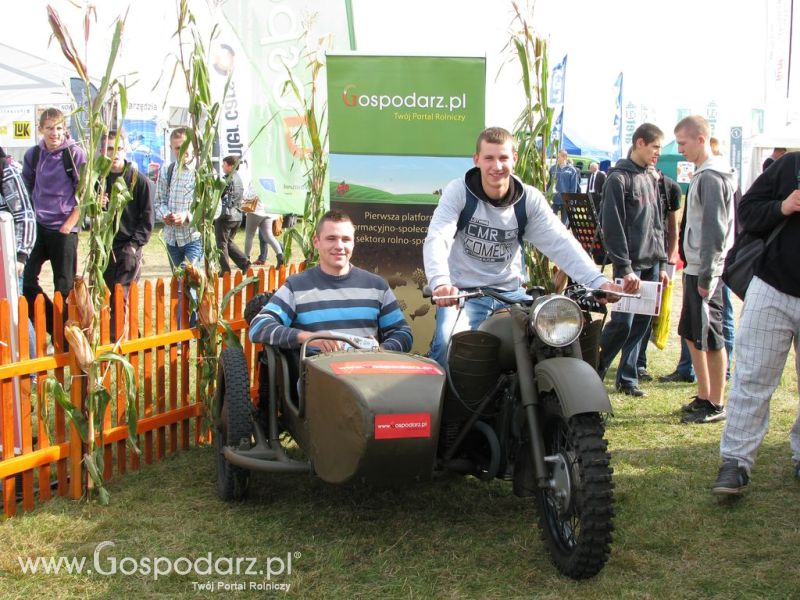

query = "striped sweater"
(249, 266), (413, 352)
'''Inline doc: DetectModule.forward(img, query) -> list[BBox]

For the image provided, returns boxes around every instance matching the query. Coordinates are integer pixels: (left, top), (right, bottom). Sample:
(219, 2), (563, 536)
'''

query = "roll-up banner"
(216, 1), (352, 214)
(327, 54), (485, 352)
(0, 213), (22, 454)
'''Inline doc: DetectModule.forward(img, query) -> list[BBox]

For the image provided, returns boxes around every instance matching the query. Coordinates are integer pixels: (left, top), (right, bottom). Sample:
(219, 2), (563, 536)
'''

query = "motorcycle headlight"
(530, 296), (584, 347)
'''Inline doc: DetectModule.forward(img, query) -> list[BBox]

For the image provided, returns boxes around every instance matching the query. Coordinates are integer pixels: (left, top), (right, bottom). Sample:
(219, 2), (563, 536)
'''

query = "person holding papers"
(597, 123), (669, 397)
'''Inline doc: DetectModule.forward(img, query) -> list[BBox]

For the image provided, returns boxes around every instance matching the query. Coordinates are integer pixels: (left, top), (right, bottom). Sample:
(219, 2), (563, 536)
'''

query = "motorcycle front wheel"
(535, 409), (614, 579)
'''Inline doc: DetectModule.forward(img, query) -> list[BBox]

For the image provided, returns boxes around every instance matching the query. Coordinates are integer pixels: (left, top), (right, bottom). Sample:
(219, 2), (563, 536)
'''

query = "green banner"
(328, 55), (484, 156)
(327, 54), (485, 352)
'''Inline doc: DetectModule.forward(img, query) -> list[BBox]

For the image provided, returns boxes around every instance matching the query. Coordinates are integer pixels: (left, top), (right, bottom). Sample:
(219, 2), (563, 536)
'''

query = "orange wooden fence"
(0, 264), (294, 518)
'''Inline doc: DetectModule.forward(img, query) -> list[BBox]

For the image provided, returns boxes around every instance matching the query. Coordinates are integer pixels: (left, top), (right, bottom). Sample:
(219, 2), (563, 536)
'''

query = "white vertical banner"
(789, 0), (800, 125)
(0, 213), (22, 454)
(215, 1), (352, 214)
(765, 0), (792, 129)
(611, 72), (623, 161)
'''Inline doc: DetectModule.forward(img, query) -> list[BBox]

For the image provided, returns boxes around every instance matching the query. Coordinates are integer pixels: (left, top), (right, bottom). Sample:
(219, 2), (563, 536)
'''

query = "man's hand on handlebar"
(432, 284), (461, 307)
(297, 331), (342, 353)
(597, 281), (625, 304)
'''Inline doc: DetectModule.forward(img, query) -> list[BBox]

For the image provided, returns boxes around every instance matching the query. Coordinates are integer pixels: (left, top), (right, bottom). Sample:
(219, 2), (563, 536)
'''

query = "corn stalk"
(171, 0), (257, 432)
(281, 31), (331, 268)
(44, 4), (138, 504)
(505, 0), (558, 292)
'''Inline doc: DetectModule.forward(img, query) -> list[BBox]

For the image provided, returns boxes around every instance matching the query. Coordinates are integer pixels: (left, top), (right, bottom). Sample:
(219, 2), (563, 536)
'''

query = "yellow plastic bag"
(652, 279), (673, 350)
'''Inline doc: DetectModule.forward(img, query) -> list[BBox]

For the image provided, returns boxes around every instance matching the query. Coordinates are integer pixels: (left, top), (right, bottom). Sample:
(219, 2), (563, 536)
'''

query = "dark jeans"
(23, 224), (78, 336)
(104, 242), (143, 340)
(598, 265), (658, 388)
(215, 218), (249, 273)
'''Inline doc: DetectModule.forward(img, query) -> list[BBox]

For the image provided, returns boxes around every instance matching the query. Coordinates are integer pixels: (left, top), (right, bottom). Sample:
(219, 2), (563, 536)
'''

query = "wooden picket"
(0, 265), (288, 517)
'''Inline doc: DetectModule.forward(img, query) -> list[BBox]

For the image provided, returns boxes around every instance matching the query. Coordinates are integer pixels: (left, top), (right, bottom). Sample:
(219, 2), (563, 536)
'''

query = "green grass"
(330, 182), (438, 205)
(7, 263), (800, 598)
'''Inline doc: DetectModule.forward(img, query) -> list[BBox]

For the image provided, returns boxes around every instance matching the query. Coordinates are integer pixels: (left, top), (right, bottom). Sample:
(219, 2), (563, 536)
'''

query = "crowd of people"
(2, 107), (798, 500)
(0, 109), (284, 335)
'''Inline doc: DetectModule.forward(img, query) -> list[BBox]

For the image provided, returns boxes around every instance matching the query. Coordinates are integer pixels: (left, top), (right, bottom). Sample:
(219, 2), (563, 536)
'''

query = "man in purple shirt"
(22, 107), (87, 336)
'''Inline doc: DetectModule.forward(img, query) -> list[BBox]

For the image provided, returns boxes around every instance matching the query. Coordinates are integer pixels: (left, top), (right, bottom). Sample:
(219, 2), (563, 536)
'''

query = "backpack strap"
(513, 195), (528, 244)
(30, 144), (78, 185)
(456, 188), (528, 244)
(62, 146), (77, 182)
(455, 193), (478, 237)
(166, 162), (176, 191)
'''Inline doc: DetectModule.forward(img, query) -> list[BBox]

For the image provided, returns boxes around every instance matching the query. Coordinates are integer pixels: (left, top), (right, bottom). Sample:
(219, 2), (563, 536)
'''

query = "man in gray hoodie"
(674, 115), (736, 424)
(423, 126), (621, 367)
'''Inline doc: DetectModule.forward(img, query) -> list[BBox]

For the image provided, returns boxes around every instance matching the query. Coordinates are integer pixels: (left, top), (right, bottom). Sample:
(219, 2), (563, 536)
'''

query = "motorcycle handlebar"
(421, 284), (642, 305)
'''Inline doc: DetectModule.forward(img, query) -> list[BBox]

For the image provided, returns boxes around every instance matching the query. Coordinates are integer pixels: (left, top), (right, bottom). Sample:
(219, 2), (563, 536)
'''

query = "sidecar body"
(214, 344), (446, 498)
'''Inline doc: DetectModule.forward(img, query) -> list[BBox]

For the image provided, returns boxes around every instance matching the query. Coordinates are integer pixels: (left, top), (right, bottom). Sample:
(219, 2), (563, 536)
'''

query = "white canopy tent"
(742, 131), (800, 192)
(0, 42), (77, 160)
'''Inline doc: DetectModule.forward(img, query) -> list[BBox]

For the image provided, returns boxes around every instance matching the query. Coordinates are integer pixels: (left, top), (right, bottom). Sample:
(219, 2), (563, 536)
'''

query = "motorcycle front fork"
(510, 307), (552, 489)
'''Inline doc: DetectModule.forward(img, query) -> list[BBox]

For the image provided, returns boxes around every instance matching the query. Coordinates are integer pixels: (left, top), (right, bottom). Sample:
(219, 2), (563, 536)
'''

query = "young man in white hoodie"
(423, 127), (622, 367)
(674, 115), (736, 424)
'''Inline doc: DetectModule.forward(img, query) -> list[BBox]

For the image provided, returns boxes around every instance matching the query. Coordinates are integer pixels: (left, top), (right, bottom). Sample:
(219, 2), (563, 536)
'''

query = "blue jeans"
(675, 283), (734, 379)
(598, 265), (658, 388)
(428, 287), (530, 367)
(166, 239), (203, 328)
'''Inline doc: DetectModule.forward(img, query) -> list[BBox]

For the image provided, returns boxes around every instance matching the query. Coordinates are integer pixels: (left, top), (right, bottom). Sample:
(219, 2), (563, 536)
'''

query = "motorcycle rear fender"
(535, 357), (613, 417)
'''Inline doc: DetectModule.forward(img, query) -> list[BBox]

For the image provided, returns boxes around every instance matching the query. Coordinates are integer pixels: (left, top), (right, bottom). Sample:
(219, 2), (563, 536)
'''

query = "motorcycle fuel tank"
(302, 352), (445, 485)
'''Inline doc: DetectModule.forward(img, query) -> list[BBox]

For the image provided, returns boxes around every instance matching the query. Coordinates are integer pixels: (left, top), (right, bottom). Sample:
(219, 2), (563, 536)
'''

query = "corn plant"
(168, 0), (257, 432)
(281, 32), (331, 268)
(44, 4), (139, 504)
(505, 0), (559, 292)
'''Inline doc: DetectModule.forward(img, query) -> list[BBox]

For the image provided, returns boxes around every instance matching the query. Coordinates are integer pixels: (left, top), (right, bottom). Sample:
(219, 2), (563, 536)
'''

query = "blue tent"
(562, 134), (582, 155)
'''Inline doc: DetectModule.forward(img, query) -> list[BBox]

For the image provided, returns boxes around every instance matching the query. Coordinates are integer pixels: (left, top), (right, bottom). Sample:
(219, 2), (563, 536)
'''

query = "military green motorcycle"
(215, 284), (619, 579)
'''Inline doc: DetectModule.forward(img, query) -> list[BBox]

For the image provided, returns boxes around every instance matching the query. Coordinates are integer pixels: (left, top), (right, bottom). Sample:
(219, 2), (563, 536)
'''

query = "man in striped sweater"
(249, 210), (412, 354)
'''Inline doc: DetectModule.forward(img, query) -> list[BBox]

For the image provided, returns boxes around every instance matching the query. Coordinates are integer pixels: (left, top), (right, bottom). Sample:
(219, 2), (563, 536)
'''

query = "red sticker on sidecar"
(374, 413), (432, 439)
(330, 361), (443, 375)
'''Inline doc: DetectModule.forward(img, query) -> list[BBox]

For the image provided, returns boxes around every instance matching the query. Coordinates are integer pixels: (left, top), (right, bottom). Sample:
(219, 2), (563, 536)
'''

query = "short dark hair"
(222, 155), (240, 169)
(170, 127), (188, 141)
(100, 129), (127, 147)
(315, 209), (353, 236)
(475, 127), (514, 154)
(632, 123), (664, 146)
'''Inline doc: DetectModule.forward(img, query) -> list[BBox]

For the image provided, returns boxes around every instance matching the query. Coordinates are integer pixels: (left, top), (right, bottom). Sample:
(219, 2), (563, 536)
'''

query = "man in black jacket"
(712, 151), (800, 496)
(596, 123), (669, 397)
(101, 131), (155, 338)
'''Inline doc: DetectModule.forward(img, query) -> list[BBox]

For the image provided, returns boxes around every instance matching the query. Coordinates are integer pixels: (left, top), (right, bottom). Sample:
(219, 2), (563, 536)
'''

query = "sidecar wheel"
(535, 411), (614, 579)
(215, 347), (252, 501)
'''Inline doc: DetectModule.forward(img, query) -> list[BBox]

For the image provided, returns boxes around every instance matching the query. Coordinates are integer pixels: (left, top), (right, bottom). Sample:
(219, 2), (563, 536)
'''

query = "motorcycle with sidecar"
(214, 284), (621, 579)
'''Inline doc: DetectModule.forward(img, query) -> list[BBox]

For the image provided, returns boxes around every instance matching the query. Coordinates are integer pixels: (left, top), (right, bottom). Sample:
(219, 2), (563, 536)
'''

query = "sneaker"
(616, 383), (646, 397)
(712, 459), (749, 495)
(681, 396), (707, 413)
(681, 400), (726, 423)
(637, 368), (653, 382)
(658, 370), (695, 383)
(253, 259), (266, 266)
